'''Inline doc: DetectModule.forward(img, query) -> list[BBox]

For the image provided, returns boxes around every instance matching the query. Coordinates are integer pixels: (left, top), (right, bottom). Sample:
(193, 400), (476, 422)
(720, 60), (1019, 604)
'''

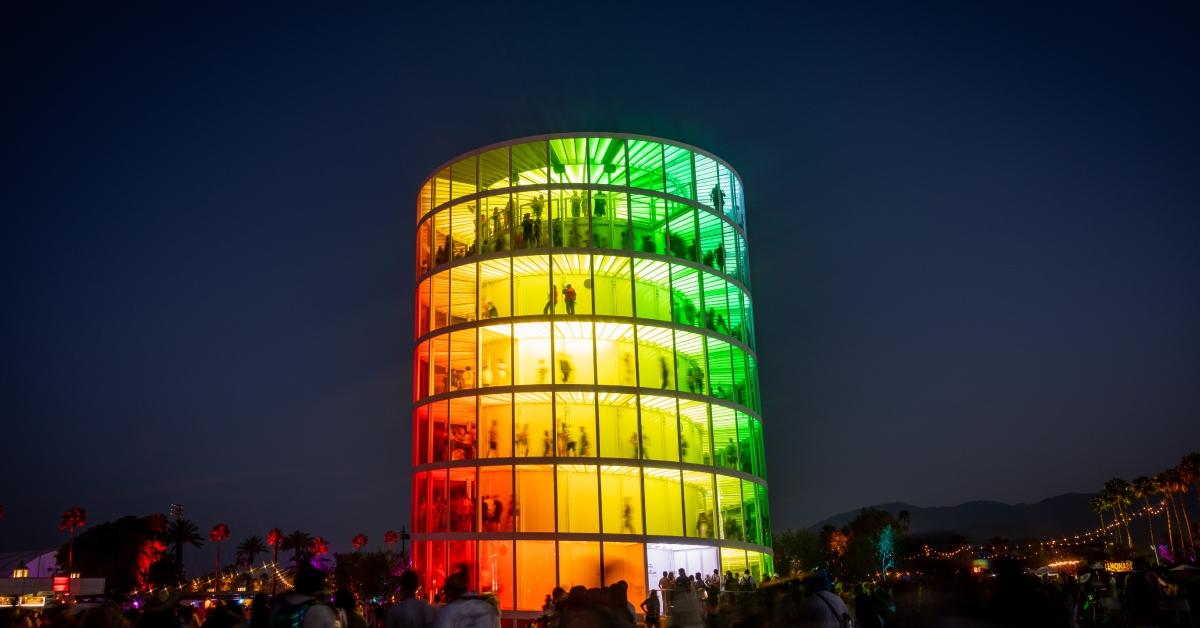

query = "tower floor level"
(412, 133), (771, 611)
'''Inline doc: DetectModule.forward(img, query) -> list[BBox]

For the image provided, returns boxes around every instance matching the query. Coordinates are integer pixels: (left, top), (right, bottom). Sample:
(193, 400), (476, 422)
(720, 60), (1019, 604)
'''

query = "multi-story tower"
(412, 134), (771, 612)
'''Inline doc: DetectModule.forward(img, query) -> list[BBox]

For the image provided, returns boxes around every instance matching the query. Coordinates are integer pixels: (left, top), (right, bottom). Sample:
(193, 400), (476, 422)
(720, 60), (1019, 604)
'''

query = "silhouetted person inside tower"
(563, 284), (577, 315)
(659, 356), (671, 389)
(710, 185), (725, 213)
(593, 192), (606, 217)
(522, 214), (534, 248)
(544, 284), (558, 314)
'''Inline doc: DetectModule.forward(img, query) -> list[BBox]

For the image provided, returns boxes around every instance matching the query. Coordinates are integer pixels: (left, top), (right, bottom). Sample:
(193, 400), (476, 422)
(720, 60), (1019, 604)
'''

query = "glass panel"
(716, 475), (743, 541)
(433, 210), (452, 267)
(711, 406), (738, 471)
(747, 355), (760, 412)
(553, 322), (594, 385)
(449, 264), (477, 327)
(418, 178), (433, 219)
(555, 391), (596, 457)
(670, 265), (702, 328)
(431, 333), (450, 395)
(429, 468), (449, 533)
(675, 330), (707, 396)
(697, 211), (723, 273)
(643, 467), (683, 537)
(514, 464), (555, 532)
(719, 220), (737, 278)
(630, 195), (665, 255)
(513, 392), (553, 458)
(730, 172), (744, 226)
(720, 549), (748, 583)
(417, 219), (431, 276)
(633, 259), (672, 322)
(429, 400), (449, 463)
(451, 155), (477, 202)
(741, 479), (761, 545)
(552, 254), (592, 316)
(706, 338), (734, 402)
(737, 233), (750, 287)
(434, 167), (451, 208)
(480, 193), (513, 253)
(590, 191), (629, 250)
(677, 399), (710, 466)
(480, 540), (514, 609)
(558, 541), (602, 589)
(726, 288), (748, 347)
(666, 202), (698, 263)
(588, 137), (626, 186)
(516, 541), (556, 610)
(627, 139), (664, 192)
(416, 277), (431, 337)
(414, 403), (431, 466)
(512, 255), (551, 317)
(557, 464), (599, 533)
(731, 348), (749, 408)
(414, 340), (429, 400)
(663, 145), (694, 199)
(479, 323), (512, 388)
(702, 273), (730, 336)
(550, 188), (590, 248)
(479, 465), (513, 533)
(479, 146), (510, 191)
(549, 137), (588, 185)
(757, 484), (771, 544)
(716, 163), (735, 221)
(449, 466), (476, 532)
(479, 258), (510, 320)
(480, 393), (512, 459)
(736, 412), (758, 476)
(413, 472), (429, 532)
(595, 321), (636, 387)
(600, 465), (642, 534)
(430, 271), (450, 332)
(597, 393), (639, 459)
(602, 542), (647, 605)
(512, 140), (548, 186)
(448, 394), (476, 459)
(449, 201), (478, 261)
(694, 155), (719, 211)
(636, 325), (674, 393)
(513, 321), (551, 385)
(516, 190), (547, 249)
(639, 395), (679, 462)
(593, 255), (632, 317)
(682, 471), (717, 540)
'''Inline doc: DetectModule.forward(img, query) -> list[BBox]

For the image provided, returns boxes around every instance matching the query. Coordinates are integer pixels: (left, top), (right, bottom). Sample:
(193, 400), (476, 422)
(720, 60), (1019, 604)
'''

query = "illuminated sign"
(52, 577), (70, 593)
(1105, 561), (1133, 573)
(19, 596), (47, 608)
(0, 597), (16, 606)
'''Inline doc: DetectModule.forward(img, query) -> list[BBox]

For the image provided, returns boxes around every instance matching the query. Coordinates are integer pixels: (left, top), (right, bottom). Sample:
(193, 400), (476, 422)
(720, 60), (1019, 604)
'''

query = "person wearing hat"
(269, 566), (336, 628)
(137, 590), (181, 628)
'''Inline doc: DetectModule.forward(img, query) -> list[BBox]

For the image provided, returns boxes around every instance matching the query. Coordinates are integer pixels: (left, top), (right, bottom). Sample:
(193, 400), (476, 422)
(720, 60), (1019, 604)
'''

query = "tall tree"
(281, 530), (314, 566)
(1104, 479), (1135, 549)
(209, 524), (230, 593)
(237, 536), (267, 566)
(352, 534), (368, 552)
(59, 506), (87, 577)
(1153, 473), (1179, 559)
(1168, 465), (1195, 556)
(1132, 477), (1158, 557)
(874, 524), (897, 575)
(166, 519), (205, 579)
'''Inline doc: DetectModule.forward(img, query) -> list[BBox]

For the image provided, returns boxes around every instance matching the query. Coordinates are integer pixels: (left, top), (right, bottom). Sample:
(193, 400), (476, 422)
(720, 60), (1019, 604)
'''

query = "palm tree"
(267, 528), (284, 595)
(281, 530), (314, 567)
(1090, 494), (1108, 540)
(237, 536), (267, 566)
(1154, 472), (1179, 559)
(1132, 476), (1158, 558)
(1184, 452), (1200, 510)
(167, 519), (204, 579)
(1104, 478), (1135, 549)
(209, 524), (230, 593)
(352, 534), (368, 552)
(1168, 465), (1195, 556)
(59, 507), (87, 577)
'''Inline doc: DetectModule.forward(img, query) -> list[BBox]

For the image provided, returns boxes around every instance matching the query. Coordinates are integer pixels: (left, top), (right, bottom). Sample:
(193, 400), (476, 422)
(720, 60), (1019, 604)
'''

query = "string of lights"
(901, 499), (1169, 562)
(131, 561), (293, 597)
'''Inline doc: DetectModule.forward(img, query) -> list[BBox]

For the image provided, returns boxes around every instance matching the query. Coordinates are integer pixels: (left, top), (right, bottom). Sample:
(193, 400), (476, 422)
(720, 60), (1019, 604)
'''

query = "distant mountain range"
(808, 493), (1102, 542)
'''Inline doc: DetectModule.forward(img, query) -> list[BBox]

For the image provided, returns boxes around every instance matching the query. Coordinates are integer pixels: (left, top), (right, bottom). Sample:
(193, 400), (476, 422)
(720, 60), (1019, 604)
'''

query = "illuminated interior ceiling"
(411, 134), (771, 611)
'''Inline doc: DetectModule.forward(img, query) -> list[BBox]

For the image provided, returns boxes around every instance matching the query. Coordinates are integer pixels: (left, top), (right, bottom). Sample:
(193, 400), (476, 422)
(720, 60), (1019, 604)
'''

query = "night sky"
(4, 2), (1199, 558)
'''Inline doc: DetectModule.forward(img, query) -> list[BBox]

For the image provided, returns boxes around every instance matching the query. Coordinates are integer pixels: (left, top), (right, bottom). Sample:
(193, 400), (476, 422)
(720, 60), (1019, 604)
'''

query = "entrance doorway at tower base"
(645, 543), (718, 604)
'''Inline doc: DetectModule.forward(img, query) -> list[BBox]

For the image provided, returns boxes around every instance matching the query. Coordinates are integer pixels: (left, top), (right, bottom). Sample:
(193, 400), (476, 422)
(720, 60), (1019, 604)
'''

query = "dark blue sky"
(3, 2), (1199, 556)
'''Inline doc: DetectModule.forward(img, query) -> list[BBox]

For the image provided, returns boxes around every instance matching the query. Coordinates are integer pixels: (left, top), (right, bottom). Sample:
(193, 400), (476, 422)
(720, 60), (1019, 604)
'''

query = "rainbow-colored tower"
(412, 134), (770, 611)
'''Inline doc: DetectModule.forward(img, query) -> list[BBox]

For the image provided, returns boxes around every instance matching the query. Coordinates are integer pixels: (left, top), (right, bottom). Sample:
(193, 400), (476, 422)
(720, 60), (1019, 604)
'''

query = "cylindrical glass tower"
(411, 134), (770, 612)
